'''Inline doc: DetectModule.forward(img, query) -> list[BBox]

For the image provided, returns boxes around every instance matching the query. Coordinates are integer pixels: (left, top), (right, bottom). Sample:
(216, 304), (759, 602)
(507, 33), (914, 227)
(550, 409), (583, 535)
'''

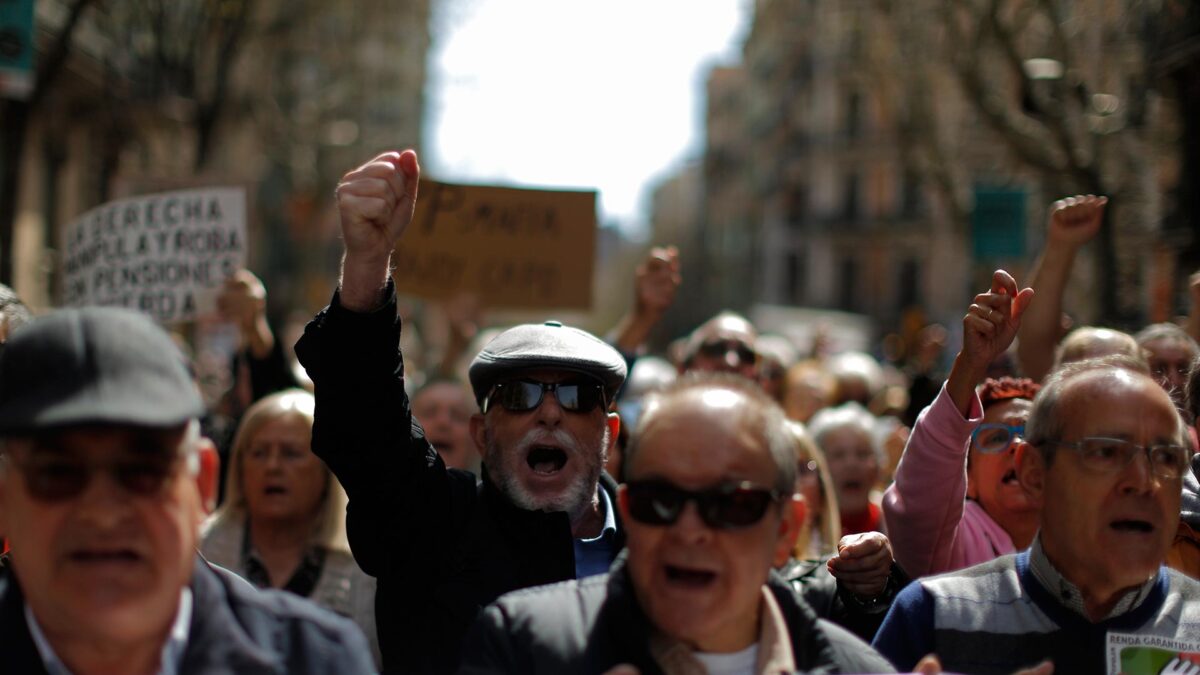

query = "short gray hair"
(806, 401), (884, 465)
(627, 372), (796, 496)
(1026, 355), (1184, 464)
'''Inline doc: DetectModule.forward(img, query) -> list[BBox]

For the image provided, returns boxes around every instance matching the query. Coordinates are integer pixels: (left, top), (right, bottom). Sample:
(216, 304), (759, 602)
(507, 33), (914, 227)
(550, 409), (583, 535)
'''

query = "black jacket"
(458, 556), (897, 674)
(0, 556), (375, 674)
(295, 284), (625, 674)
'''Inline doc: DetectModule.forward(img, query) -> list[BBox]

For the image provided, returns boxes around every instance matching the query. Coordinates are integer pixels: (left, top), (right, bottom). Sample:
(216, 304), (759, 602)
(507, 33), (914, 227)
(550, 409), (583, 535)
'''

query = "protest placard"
(393, 180), (597, 309)
(62, 187), (247, 323)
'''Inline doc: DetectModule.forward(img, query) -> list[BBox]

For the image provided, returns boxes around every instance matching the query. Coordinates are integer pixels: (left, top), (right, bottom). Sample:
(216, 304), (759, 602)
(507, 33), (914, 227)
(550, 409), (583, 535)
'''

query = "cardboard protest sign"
(62, 187), (247, 323)
(393, 180), (597, 309)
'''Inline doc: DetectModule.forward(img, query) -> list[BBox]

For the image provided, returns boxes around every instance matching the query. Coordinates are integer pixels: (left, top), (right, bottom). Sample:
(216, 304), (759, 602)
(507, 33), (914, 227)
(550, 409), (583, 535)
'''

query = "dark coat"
(295, 284), (625, 674)
(0, 556), (375, 674)
(458, 556), (897, 674)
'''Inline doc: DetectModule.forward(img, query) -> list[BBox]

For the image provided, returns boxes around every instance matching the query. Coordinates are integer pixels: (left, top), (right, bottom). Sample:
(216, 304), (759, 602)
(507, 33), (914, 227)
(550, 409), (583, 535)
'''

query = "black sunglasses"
(482, 379), (607, 414)
(623, 480), (783, 530)
(696, 339), (756, 364)
(5, 452), (184, 503)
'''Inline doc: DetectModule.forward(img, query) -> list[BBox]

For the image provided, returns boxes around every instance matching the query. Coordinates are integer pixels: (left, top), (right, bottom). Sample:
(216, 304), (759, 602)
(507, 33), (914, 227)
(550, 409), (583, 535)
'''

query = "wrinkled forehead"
(632, 390), (771, 472)
(1057, 370), (1181, 439)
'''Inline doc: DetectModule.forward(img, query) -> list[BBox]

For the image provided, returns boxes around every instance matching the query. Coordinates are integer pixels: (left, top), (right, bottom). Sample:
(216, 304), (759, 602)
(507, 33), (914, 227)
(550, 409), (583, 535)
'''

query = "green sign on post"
(0, 0), (35, 101)
(972, 186), (1027, 259)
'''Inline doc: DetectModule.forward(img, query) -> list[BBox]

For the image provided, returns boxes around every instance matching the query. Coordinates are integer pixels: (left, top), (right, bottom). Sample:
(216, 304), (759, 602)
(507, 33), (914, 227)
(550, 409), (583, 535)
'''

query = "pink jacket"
(882, 384), (1015, 578)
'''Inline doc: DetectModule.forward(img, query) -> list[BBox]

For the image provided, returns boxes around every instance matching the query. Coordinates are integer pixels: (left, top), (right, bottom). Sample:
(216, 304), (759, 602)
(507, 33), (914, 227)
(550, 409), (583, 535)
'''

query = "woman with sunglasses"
(883, 269), (1040, 578)
(200, 389), (380, 668)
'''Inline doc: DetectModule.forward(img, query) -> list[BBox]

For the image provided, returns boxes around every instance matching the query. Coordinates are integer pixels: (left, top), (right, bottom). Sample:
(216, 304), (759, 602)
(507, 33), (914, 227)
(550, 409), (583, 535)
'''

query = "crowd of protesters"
(2, 148), (1200, 674)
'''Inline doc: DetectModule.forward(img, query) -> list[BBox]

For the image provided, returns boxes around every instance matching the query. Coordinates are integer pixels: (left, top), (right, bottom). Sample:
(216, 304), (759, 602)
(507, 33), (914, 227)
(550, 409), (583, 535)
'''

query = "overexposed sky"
(425, 0), (751, 236)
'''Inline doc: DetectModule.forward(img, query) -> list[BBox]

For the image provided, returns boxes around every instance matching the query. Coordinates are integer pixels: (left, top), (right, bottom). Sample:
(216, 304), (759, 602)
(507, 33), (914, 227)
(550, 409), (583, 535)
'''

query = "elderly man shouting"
(874, 357), (1200, 673)
(295, 150), (627, 672)
(458, 373), (894, 674)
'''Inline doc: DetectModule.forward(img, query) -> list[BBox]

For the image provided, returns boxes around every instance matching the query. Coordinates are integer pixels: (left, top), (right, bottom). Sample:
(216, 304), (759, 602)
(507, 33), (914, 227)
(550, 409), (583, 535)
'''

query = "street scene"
(1, 1), (1200, 673)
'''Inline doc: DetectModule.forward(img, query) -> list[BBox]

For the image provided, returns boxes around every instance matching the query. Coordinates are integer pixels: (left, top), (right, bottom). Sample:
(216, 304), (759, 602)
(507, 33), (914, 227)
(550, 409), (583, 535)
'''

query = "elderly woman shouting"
(200, 389), (379, 667)
(883, 270), (1041, 578)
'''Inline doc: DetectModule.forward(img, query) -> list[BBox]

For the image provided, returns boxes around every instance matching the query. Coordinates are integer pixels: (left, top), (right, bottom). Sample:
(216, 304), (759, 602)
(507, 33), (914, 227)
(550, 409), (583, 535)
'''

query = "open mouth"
(1111, 520), (1154, 534)
(1001, 469), (1019, 485)
(70, 549), (141, 564)
(264, 485), (287, 495)
(841, 480), (864, 493)
(527, 446), (568, 475)
(665, 564), (717, 588)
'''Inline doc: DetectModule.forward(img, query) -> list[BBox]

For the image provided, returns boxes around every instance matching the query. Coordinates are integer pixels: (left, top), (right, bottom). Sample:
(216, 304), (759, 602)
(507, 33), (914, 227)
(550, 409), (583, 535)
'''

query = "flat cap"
(0, 307), (205, 433)
(468, 320), (627, 405)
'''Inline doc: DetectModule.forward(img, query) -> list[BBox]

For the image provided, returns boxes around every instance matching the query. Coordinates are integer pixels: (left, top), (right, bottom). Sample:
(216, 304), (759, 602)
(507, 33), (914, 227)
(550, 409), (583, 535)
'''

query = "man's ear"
(196, 437), (220, 516)
(773, 494), (806, 567)
(1014, 441), (1045, 508)
(469, 413), (489, 461)
(605, 412), (620, 450)
(616, 484), (630, 522)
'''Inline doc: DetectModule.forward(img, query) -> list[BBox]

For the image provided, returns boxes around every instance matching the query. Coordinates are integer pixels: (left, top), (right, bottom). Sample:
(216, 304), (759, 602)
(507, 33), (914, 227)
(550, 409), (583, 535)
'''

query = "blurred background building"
(3, 0), (1198, 352)
(653, 0), (1197, 347)
(4, 0), (431, 322)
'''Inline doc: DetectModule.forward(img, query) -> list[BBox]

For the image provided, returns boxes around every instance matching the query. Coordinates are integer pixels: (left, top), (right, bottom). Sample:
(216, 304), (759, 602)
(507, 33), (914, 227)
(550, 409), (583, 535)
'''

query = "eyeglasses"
(696, 339), (756, 365)
(971, 423), (1025, 454)
(4, 451), (186, 503)
(623, 480), (783, 530)
(1045, 437), (1190, 481)
(482, 379), (606, 414)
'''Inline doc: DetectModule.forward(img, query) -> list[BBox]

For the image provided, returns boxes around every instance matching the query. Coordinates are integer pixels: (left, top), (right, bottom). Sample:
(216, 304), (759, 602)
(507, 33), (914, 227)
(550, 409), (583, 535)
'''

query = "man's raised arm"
(336, 150), (420, 312)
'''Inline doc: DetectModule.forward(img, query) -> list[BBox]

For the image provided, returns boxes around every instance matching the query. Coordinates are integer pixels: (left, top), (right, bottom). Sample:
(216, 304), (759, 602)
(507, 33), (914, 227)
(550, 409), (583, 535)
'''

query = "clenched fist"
(336, 150), (420, 311)
(337, 150), (421, 261)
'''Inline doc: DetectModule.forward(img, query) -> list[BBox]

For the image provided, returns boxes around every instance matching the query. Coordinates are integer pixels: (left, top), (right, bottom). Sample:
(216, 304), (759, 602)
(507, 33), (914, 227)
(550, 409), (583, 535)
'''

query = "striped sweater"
(872, 548), (1200, 673)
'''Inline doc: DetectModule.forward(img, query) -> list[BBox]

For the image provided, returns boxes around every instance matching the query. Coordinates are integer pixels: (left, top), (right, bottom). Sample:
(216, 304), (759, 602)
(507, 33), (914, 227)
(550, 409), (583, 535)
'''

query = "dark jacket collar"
(478, 465), (626, 551)
(0, 563), (46, 674)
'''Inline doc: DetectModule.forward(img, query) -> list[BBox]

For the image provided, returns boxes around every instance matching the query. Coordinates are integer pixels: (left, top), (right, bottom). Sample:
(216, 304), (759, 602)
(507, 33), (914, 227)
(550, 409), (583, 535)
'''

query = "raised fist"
(1047, 194), (1106, 248)
(634, 245), (681, 318)
(336, 150), (420, 263)
(961, 269), (1034, 375)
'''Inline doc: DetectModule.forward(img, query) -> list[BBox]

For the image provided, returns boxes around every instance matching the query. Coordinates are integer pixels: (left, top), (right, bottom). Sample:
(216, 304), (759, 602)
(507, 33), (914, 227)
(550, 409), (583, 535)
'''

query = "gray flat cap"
(468, 320), (627, 406)
(0, 307), (204, 433)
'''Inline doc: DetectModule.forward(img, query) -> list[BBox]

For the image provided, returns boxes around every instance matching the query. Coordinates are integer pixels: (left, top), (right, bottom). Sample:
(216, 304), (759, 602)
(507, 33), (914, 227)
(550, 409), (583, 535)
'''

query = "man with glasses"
(295, 150), (626, 672)
(0, 308), (374, 674)
(874, 357), (1200, 673)
(679, 311), (760, 381)
(458, 373), (894, 673)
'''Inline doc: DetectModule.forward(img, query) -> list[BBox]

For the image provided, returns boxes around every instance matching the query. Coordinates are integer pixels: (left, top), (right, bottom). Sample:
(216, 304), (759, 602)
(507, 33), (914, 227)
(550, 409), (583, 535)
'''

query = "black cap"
(0, 307), (205, 434)
(468, 320), (627, 406)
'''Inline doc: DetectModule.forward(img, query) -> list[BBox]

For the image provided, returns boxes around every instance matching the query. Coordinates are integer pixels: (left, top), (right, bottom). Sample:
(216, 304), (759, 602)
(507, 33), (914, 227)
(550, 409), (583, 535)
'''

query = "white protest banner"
(62, 187), (247, 323)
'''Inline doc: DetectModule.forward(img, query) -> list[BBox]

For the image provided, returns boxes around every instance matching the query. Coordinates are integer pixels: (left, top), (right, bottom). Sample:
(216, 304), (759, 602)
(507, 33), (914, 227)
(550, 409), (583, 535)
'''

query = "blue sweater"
(872, 550), (1200, 674)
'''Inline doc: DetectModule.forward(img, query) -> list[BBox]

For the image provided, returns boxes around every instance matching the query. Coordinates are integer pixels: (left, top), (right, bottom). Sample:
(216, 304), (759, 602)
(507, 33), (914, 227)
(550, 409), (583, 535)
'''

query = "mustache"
(514, 428), (582, 457)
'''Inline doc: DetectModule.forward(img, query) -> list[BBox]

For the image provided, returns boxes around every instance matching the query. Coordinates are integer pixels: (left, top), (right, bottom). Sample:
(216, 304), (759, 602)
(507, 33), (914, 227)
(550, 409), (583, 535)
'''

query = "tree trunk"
(0, 100), (31, 285)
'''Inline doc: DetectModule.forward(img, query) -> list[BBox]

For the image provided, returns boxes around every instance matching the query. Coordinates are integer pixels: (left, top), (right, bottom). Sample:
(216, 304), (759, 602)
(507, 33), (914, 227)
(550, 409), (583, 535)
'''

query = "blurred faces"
(241, 414), (326, 526)
(472, 369), (617, 522)
(685, 315), (758, 381)
(1019, 371), (1184, 614)
(619, 388), (794, 652)
(1142, 337), (1197, 412)
(782, 366), (833, 423)
(820, 426), (879, 517)
(0, 425), (202, 654)
(412, 381), (476, 470)
(967, 399), (1037, 542)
